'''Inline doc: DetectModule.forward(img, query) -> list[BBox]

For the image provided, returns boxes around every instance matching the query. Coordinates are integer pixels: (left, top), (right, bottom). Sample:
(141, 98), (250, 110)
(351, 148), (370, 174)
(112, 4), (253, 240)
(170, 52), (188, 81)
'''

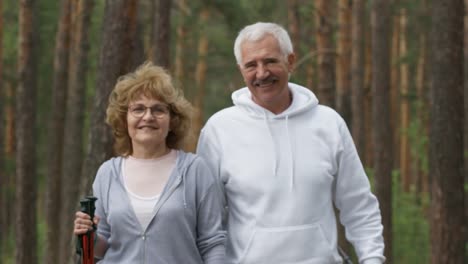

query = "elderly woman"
(73, 62), (225, 263)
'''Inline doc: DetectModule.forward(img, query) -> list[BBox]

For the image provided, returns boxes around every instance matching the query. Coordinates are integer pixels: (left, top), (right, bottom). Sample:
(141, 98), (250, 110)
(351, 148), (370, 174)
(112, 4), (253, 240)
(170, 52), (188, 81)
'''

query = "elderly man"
(197, 22), (385, 264)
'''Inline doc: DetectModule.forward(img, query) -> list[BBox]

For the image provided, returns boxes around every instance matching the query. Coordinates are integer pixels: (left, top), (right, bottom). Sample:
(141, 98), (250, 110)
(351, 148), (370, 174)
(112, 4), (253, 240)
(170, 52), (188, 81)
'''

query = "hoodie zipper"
(140, 176), (182, 263)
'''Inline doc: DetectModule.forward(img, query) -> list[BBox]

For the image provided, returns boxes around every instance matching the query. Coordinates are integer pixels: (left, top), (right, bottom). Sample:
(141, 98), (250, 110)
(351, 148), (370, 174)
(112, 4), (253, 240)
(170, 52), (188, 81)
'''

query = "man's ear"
(287, 53), (296, 72)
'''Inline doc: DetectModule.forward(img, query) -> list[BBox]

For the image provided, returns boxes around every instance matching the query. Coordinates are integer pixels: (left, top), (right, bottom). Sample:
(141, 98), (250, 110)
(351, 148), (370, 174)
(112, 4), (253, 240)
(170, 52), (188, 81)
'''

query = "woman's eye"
(152, 106), (167, 114)
(132, 107), (145, 113)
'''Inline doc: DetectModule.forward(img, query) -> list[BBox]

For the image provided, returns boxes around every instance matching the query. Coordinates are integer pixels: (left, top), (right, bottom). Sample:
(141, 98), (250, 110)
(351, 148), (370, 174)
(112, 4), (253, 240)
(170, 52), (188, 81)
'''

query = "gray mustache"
(253, 76), (278, 86)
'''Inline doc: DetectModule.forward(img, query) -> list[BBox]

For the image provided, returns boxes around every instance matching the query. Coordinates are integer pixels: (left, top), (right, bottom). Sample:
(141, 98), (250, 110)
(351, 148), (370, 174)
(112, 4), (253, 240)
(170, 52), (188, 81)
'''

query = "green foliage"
(392, 172), (430, 264)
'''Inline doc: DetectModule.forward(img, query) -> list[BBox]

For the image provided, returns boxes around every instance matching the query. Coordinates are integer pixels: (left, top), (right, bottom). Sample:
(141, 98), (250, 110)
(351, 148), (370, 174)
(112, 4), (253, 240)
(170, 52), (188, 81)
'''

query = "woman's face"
(127, 95), (171, 155)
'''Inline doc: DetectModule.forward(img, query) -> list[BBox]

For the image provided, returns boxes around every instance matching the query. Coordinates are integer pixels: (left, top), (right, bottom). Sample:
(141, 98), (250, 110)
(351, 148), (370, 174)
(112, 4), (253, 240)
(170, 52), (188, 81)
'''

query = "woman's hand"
(74, 211), (100, 235)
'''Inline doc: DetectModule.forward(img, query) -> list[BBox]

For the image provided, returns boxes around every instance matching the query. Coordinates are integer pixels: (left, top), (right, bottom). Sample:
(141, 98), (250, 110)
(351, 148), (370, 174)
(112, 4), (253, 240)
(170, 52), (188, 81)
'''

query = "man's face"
(238, 34), (296, 114)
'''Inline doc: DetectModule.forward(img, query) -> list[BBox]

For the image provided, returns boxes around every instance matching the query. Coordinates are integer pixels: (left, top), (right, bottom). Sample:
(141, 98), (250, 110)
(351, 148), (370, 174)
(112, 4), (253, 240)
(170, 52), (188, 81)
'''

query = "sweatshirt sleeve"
(192, 157), (227, 264)
(333, 119), (386, 263)
(196, 126), (227, 209)
(93, 164), (111, 241)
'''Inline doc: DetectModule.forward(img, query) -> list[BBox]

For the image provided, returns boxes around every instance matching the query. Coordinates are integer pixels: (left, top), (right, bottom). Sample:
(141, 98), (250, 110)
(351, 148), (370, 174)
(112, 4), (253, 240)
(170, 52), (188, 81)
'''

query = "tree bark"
(0, 0), (4, 255)
(390, 7), (400, 171)
(80, 0), (138, 231)
(174, 0), (188, 92)
(188, 8), (209, 152)
(415, 0), (429, 195)
(430, 0), (466, 263)
(15, 0), (39, 263)
(350, 0), (365, 160)
(371, 0), (393, 262)
(335, 0), (351, 126)
(464, 0), (468, 230)
(44, 0), (71, 262)
(315, 0), (335, 107)
(287, 0), (300, 59)
(399, 8), (411, 192)
(3, 82), (15, 256)
(152, 0), (172, 69)
(364, 24), (373, 168)
(58, 1), (95, 263)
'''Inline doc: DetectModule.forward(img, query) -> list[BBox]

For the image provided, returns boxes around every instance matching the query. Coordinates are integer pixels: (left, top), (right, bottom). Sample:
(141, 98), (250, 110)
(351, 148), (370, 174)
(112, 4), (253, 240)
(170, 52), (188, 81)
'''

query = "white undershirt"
(122, 150), (177, 230)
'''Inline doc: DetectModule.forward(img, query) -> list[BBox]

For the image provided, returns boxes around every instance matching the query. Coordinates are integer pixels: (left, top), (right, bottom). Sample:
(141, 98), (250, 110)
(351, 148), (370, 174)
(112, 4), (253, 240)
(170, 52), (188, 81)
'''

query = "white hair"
(234, 22), (294, 65)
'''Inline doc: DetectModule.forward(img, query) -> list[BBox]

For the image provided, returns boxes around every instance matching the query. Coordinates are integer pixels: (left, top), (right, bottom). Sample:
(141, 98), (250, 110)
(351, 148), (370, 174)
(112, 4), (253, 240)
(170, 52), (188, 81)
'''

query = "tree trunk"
(188, 8), (209, 152)
(3, 82), (15, 256)
(464, 0), (468, 229)
(174, 0), (188, 93)
(399, 8), (411, 192)
(371, 1), (393, 262)
(58, 1), (95, 263)
(287, 0), (300, 59)
(390, 7), (400, 171)
(152, 0), (172, 69)
(335, 0), (351, 126)
(351, 0), (365, 160)
(44, 0), (71, 263)
(80, 0), (138, 227)
(364, 25), (373, 167)
(430, 0), (466, 263)
(415, 0), (429, 195)
(15, 0), (39, 263)
(315, 0), (335, 107)
(0, 0), (4, 255)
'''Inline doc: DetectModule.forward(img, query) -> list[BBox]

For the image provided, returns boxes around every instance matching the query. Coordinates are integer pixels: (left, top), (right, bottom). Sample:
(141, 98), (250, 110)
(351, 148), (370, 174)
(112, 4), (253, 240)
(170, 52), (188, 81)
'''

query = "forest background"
(0, 0), (466, 264)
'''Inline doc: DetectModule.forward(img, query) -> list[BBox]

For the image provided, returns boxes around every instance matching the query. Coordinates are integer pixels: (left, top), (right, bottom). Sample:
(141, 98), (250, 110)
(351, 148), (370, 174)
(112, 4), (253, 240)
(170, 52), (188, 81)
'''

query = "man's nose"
(256, 64), (270, 79)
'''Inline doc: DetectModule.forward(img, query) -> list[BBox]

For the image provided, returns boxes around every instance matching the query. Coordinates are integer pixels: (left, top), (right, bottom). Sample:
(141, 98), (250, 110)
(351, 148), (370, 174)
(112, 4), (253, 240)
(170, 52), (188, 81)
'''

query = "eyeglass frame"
(127, 103), (171, 118)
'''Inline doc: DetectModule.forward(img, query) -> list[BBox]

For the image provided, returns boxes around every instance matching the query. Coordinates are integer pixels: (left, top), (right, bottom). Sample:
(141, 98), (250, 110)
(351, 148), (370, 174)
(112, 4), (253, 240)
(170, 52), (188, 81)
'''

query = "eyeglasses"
(128, 104), (170, 118)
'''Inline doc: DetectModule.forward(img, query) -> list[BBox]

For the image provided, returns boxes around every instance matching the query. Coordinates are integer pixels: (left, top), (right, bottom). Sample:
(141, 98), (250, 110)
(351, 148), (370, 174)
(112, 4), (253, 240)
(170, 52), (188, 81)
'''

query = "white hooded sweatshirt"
(197, 83), (385, 264)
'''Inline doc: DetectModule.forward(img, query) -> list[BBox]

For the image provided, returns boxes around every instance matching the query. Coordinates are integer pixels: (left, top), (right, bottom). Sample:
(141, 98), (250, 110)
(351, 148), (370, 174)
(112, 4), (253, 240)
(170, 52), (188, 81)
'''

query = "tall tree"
(58, 0), (94, 263)
(371, 0), (393, 262)
(287, 0), (300, 58)
(0, 0), (4, 254)
(44, 0), (71, 262)
(15, 0), (39, 263)
(152, 0), (172, 69)
(2, 82), (15, 257)
(335, 0), (351, 125)
(390, 3), (400, 170)
(464, 0), (468, 224)
(430, 0), (466, 263)
(399, 7), (411, 192)
(350, 0), (365, 159)
(189, 7), (210, 152)
(414, 0), (429, 194)
(174, 0), (190, 89)
(315, 0), (335, 107)
(80, 0), (138, 216)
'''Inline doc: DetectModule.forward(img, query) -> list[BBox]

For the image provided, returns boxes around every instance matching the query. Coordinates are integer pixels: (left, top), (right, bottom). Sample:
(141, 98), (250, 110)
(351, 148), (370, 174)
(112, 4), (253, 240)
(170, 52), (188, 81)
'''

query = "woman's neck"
(132, 144), (171, 159)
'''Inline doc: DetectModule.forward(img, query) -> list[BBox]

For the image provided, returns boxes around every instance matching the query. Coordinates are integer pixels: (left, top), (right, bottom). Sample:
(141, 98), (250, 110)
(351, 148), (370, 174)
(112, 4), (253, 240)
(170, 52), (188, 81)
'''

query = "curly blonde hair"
(106, 61), (193, 156)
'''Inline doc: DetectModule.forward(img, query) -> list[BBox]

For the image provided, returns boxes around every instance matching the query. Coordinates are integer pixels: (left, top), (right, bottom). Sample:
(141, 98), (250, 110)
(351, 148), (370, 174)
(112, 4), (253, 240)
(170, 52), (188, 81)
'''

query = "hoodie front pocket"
(239, 224), (335, 264)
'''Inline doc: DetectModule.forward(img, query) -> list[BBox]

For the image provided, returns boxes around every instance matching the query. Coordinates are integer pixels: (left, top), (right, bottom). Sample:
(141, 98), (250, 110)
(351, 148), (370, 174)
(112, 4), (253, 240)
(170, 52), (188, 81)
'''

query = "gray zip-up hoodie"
(93, 150), (226, 264)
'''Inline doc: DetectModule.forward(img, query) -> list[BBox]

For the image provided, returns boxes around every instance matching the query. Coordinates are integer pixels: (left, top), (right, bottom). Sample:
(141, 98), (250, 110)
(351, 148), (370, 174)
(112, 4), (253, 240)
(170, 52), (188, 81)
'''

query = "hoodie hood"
(230, 83), (319, 190)
(231, 82), (319, 119)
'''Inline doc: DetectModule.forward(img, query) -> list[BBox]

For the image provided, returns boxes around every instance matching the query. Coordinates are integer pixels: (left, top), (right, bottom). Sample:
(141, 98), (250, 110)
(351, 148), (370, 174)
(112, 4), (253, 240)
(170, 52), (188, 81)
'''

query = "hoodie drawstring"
(285, 115), (295, 190)
(263, 112), (295, 190)
(263, 111), (278, 177)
